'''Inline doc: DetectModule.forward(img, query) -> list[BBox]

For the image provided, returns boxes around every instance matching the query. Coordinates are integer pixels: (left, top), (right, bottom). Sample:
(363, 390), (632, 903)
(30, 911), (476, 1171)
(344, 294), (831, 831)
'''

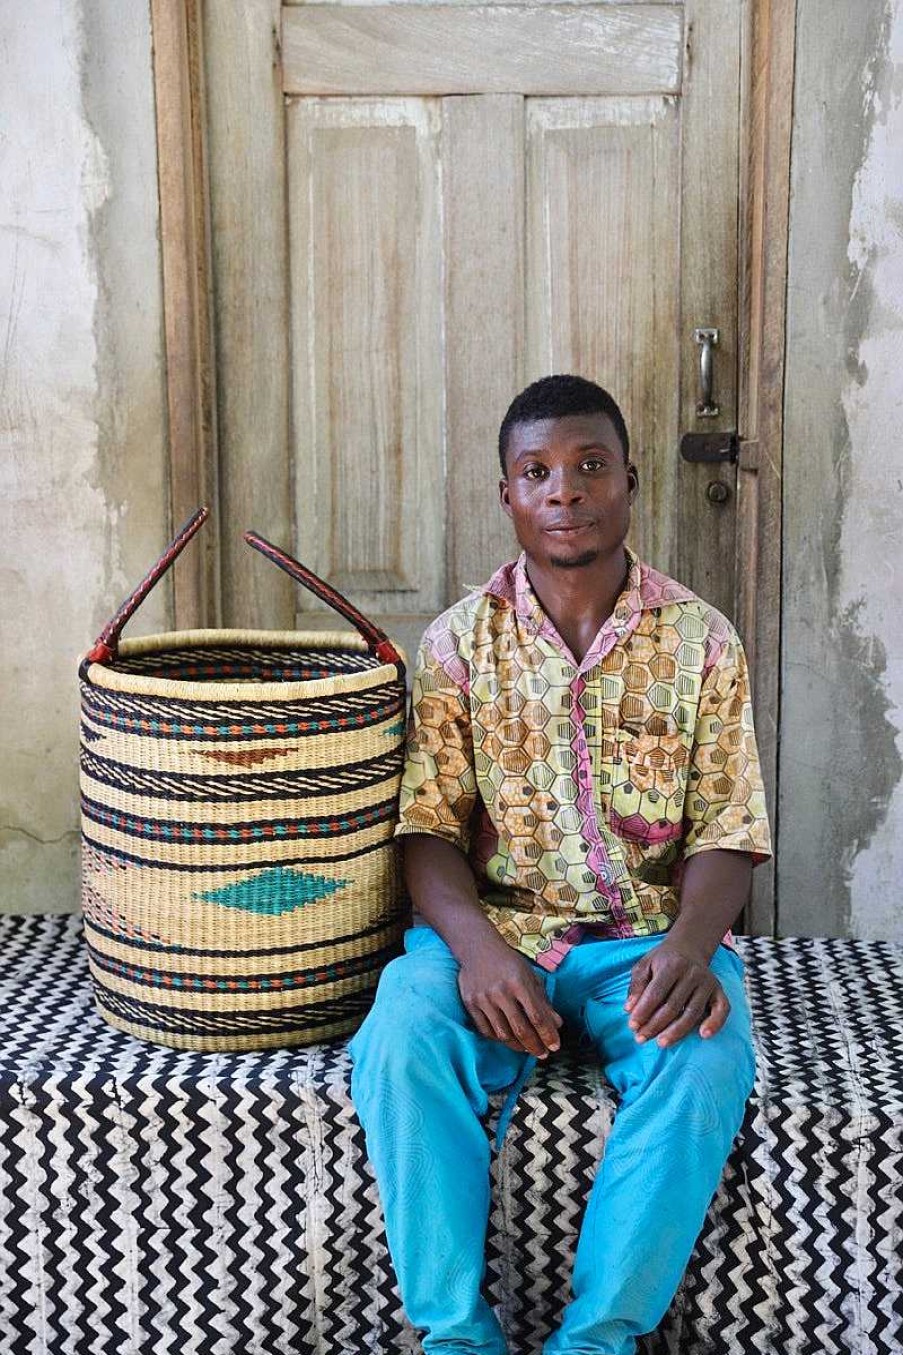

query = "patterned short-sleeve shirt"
(396, 548), (773, 969)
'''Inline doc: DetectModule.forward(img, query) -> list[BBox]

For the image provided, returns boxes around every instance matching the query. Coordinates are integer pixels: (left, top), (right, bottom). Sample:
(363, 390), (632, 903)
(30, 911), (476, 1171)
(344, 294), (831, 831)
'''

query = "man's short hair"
(498, 374), (630, 475)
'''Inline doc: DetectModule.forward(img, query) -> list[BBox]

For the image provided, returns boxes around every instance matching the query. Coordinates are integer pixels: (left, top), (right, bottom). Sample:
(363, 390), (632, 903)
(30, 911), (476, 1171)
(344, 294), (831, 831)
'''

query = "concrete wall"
(779, 0), (903, 938)
(0, 0), (171, 913)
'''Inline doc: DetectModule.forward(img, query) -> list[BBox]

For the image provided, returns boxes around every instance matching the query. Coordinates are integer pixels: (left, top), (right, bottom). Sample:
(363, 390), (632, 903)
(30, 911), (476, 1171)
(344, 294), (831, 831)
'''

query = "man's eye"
(581, 458), (606, 472)
(524, 465), (547, 479)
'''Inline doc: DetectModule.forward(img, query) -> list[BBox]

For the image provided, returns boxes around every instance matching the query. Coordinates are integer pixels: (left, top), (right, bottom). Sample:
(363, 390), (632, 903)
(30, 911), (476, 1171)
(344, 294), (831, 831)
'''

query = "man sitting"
(350, 374), (772, 1355)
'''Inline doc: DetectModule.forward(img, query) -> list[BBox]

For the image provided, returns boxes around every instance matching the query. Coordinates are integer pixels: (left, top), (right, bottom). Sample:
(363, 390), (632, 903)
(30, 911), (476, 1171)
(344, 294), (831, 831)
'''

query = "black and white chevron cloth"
(1, 916), (901, 1354)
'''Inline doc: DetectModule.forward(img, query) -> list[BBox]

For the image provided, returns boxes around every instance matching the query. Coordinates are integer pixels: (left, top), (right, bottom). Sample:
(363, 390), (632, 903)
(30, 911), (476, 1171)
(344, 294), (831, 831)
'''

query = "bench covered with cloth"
(1, 915), (901, 1354)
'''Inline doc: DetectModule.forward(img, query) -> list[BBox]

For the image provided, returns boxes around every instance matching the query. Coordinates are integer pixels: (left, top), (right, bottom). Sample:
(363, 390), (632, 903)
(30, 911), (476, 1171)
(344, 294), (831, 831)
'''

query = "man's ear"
(499, 478), (513, 517)
(627, 462), (639, 502)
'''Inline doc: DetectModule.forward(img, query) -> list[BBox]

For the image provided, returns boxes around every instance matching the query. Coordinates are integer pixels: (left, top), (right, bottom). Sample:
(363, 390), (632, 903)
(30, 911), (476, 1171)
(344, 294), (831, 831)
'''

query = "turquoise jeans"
(349, 927), (756, 1355)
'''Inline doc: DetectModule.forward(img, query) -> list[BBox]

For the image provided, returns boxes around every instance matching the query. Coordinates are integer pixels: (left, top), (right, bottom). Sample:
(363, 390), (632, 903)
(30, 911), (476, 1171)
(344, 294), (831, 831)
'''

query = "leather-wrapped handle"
(244, 530), (405, 676)
(81, 510), (405, 682)
(84, 507), (209, 667)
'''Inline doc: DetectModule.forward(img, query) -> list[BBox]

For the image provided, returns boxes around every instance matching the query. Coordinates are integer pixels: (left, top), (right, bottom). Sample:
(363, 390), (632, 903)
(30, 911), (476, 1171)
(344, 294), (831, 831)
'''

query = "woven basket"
(78, 510), (408, 1051)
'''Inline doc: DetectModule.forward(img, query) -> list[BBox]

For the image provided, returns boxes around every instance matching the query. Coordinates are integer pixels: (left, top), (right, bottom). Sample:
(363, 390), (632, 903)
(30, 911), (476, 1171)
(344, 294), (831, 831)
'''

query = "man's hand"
(404, 833), (563, 1058)
(625, 941), (729, 1048)
(458, 947), (563, 1059)
(624, 849), (753, 1048)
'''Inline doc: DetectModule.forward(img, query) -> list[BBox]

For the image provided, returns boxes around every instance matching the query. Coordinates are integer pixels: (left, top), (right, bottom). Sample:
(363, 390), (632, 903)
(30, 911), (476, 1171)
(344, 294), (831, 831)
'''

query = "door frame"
(149, 0), (795, 934)
(150, 0), (220, 629)
(734, 0), (795, 933)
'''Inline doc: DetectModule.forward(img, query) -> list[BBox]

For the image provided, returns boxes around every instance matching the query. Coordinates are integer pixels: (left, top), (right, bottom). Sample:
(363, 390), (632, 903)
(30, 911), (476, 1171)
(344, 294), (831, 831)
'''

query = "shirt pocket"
(608, 728), (688, 844)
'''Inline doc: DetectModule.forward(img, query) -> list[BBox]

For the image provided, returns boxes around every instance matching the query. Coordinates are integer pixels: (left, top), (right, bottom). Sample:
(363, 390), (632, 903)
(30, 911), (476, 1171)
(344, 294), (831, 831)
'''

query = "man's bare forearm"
(402, 833), (510, 966)
(401, 833), (562, 1056)
(665, 849), (753, 963)
(626, 849), (753, 1047)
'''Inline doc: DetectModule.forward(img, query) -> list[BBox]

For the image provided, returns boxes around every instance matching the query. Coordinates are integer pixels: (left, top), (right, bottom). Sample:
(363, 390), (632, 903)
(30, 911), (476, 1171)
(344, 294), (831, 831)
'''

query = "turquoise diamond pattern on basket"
(193, 866), (351, 915)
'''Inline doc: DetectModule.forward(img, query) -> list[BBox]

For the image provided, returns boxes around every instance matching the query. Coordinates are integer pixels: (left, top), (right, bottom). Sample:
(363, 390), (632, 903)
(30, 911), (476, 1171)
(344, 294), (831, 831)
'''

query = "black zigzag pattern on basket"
(80, 742), (404, 803)
(112, 644), (382, 680)
(3, 918), (903, 1355)
(81, 831), (396, 874)
(85, 932), (400, 994)
(80, 678), (405, 740)
(80, 789), (399, 843)
(93, 976), (381, 1038)
(83, 904), (407, 960)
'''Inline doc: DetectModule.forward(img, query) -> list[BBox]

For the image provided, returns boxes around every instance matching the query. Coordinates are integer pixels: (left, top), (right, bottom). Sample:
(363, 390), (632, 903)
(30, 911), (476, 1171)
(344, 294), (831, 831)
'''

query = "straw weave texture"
(79, 631), (407, 1051)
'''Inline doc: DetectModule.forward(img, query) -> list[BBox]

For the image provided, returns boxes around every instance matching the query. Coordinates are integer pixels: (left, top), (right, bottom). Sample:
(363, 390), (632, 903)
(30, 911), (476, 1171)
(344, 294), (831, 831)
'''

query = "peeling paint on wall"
(780, 0), (903, 938)
(0, 1), (114, 909)
(839, 0), (903, 938)
(0, 1), (168, 913)
(80, 0), (172, 634)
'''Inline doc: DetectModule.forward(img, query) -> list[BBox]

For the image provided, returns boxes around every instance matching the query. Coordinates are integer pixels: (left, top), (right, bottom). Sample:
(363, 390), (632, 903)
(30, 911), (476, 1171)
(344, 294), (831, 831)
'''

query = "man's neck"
(524, 547), (630, 665)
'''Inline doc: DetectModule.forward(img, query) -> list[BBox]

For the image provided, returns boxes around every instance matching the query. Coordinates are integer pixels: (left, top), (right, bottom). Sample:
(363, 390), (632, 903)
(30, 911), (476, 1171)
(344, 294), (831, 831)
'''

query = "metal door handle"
(693, 327), (719, 417)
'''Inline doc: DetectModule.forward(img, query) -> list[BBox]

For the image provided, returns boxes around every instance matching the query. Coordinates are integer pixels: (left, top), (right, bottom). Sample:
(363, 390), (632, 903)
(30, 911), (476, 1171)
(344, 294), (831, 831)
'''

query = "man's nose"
(547, 470), (584, 503)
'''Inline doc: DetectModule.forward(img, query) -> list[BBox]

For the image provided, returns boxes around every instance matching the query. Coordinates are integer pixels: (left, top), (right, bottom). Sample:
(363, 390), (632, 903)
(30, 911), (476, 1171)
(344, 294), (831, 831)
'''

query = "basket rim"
(80, 629), (407, 702)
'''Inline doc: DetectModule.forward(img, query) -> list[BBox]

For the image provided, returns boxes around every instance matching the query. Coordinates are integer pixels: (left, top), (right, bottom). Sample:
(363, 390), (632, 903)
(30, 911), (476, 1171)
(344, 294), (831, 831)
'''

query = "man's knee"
(605, 983), (754, 1127)
(364, 945), (465, 1025)
(348, 949), (466, 1085)
(706, 952), (757, 1101)
(635, 1017), (756, 1146)
(676, 1020), (755, 1106)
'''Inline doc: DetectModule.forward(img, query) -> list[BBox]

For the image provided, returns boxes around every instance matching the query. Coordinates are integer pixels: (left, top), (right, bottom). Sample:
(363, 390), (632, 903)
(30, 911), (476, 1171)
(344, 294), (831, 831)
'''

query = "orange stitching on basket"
(196, 746), (293, 767)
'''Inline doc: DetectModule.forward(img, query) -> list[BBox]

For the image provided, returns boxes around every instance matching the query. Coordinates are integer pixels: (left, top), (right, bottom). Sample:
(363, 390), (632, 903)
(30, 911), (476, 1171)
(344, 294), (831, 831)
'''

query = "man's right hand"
(457, 947), (563, 1058)
(403, 833), (563, 1058)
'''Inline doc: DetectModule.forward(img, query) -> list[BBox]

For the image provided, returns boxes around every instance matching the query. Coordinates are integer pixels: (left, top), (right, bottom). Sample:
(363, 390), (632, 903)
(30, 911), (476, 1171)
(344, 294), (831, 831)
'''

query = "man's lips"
(544, 520), (594, 534)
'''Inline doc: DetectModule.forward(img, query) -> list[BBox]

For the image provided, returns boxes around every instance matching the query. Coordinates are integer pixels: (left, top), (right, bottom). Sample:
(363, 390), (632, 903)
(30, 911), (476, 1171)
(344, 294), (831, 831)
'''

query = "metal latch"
(679, 431), (739, 464)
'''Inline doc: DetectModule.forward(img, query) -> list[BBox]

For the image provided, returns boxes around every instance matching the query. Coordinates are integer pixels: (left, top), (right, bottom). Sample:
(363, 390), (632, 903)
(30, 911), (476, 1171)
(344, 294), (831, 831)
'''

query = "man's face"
(499, 413), (637, 571)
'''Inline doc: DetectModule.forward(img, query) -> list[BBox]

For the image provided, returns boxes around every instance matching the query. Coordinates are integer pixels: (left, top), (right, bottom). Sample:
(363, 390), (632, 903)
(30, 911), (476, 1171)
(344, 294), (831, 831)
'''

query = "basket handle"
(84, 507), (209, 666)
(244, 530), (405, 675)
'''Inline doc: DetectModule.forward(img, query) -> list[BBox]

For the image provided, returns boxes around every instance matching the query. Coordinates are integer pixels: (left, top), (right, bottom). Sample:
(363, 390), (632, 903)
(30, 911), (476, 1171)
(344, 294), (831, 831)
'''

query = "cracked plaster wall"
(780, 0), (903, 937)
(0, 1), (170, 913)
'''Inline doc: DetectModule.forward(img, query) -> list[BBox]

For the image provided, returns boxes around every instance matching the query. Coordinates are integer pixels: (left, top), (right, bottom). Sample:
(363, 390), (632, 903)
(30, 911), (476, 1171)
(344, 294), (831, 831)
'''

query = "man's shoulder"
(635, 558), (740, 654)
(418, 564), (515, 663)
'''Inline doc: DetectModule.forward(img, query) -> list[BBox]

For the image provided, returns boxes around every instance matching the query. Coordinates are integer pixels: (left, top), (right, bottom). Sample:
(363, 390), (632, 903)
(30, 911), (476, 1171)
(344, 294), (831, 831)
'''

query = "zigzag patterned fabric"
(1, 916), (901, 1354)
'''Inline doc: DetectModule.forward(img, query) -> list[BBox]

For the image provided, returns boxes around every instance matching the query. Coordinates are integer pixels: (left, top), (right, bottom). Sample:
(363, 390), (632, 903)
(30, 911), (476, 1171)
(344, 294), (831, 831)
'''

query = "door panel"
(675, 0), (741, 613)
(204, 0), (294, 629)
(525, 97), (680, 568)
(288, 99), (444, 655)
(281, 5), (683, 96)
(443, 95), (523, 601)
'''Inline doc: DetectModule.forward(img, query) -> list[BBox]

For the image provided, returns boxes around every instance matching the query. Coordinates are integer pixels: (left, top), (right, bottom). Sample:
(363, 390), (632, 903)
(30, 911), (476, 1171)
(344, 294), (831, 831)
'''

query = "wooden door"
(203, 1), (743, 666)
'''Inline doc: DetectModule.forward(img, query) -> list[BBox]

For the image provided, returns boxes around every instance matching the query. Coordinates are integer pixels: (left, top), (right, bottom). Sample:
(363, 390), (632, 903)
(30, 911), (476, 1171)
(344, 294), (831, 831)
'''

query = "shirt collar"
(483, 547), (694, 626)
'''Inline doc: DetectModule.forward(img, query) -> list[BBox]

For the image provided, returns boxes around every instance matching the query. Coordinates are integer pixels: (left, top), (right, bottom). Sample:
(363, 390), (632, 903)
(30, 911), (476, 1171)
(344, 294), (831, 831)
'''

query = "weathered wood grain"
(281, 5), (683, 95)
(287, 99), (445, 627)
(673, 0), (741, 618)
(204, 0), (294, 627)
(444, 95), (523, 598)
(525, 96), (680, 573)
(737, 0), (795, 936)
(151, 0), (220, 627)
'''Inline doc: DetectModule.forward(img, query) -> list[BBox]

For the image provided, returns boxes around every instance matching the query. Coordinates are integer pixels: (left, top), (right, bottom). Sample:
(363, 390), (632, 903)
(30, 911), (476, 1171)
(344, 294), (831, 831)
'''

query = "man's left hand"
(624, 942), (729, 1048)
